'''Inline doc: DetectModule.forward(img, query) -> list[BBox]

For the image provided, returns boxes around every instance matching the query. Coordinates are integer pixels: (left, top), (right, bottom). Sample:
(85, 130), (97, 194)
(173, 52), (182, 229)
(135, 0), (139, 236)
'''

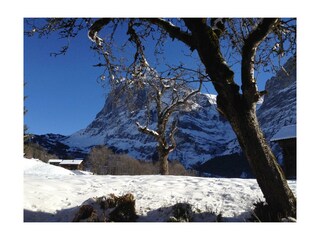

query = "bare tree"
(25, 18), (296, 218)
(135, 75), (201, 175)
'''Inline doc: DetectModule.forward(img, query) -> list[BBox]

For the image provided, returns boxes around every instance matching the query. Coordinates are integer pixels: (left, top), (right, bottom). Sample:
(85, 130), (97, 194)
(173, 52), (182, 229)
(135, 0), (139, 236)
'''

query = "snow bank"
(24, 158), (296, 222)
(24, 158), (75, 176)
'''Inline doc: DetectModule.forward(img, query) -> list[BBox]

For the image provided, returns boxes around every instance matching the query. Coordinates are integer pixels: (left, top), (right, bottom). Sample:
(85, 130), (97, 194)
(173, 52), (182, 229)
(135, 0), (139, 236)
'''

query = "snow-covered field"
(24, 158), (296, 222)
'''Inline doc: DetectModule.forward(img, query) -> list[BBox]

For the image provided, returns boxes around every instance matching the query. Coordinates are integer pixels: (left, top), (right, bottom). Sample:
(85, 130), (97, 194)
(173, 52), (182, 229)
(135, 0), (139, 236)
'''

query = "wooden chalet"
(270, 124), (296, 179)
(59, 159), (84, 170)
(48, 159), (84, 170)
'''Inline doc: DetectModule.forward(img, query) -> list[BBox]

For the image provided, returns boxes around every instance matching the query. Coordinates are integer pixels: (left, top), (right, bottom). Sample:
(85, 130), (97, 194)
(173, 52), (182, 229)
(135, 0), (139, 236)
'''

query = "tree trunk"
(221, 93), (296, 217)
(183, 18), (296, 218)
(158, 145), (169, 175)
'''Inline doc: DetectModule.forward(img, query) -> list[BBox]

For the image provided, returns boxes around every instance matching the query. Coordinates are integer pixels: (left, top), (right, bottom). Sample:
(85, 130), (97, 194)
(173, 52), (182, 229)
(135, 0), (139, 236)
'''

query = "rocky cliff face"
(32, 56), (296, 173)
(256, 56), (296, 163)
(63, 88), (236, 167)
(195, 56), (296, 176)
(257, 56), (296, 139)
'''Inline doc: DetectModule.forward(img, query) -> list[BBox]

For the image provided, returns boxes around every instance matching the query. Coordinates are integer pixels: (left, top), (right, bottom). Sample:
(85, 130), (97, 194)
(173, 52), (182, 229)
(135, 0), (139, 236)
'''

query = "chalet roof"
(59, 159), (83, 165)
(270, 124), (296, 142)
(48, 159), (63, 163)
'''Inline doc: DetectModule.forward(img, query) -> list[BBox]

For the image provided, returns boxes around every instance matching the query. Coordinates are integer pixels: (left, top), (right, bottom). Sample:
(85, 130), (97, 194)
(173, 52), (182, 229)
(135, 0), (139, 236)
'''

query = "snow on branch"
(88, 18), (112, 46)
(135, 121), (159, 139)
(167, 118), (178, 152)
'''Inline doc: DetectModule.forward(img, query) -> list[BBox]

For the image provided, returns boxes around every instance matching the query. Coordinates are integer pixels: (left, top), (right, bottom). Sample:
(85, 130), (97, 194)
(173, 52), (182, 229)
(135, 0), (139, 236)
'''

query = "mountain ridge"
(29, 56), (296, 176)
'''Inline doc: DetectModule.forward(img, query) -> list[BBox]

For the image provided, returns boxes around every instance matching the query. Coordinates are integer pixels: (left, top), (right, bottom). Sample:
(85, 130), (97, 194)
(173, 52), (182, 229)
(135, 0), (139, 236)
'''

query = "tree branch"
(144, 18), (195, 50)
(167, 118), (178, 152)
(88, 18), (112, 46)
(241, 18), (279, 103)
(160, 83), (201, 120)
(183, 18), (235, 89)
(135, 121), (159, 139)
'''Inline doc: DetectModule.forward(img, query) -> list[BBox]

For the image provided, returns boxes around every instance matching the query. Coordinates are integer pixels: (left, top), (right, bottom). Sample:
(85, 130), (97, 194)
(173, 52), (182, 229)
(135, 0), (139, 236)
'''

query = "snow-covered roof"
(270, 124), (296, 142)
(48, 159), (63, 163)
(59, 159), (83, 165)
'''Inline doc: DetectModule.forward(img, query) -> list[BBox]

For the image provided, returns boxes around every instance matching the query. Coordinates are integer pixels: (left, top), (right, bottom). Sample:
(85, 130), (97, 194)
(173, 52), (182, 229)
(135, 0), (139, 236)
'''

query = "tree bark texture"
(158, 145), (170, 175)
(225, 101), (296, 217)
(183, 18), (296, 217)
(157, 117), (171, 175)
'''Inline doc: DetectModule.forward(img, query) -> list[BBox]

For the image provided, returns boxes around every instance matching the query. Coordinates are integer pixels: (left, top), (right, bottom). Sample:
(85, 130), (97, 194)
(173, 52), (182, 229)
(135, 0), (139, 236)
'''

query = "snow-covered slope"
(23, 158), (296, 222)
(24, 158), (75, 176)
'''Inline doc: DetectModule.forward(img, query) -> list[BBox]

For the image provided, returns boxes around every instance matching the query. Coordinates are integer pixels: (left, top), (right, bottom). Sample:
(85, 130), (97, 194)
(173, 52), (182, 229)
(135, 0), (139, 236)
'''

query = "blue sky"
(24, 26), (108, 135)
(24, 19), (275, 136)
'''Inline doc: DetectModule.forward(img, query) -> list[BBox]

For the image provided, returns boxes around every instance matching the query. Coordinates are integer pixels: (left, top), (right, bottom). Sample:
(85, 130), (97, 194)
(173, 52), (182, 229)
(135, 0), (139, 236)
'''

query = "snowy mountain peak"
(64, 89), (235, 167)
(32, 56), (296, 176)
